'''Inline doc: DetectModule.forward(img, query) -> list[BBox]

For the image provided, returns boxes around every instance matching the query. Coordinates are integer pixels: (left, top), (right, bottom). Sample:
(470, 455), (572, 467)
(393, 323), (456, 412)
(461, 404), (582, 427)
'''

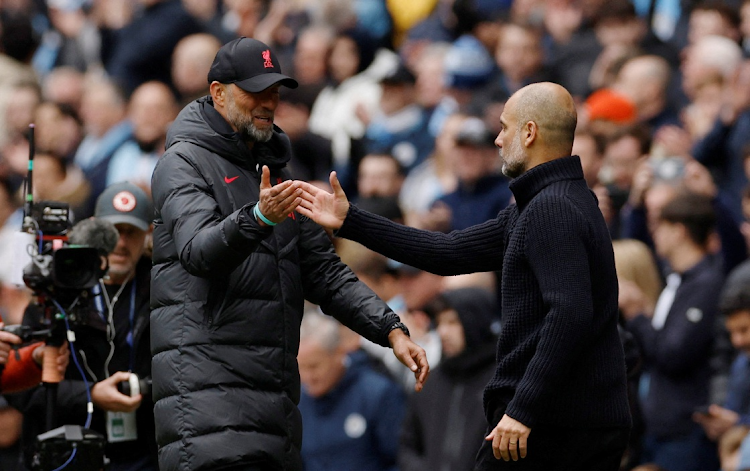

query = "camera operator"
(11, 181), (156, 471)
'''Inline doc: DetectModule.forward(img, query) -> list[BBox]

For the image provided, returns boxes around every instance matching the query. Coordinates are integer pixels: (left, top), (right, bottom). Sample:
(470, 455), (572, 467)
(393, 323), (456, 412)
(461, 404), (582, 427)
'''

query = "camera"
(117, 373), (152, 398)
(21, 201), (108, 325)
(650, 156), (685, 182)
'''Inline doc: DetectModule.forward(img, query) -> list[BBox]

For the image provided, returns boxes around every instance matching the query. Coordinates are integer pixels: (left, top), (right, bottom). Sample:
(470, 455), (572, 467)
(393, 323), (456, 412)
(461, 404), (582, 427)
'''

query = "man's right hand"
(91, 371), (142, 413)
(297, 171), (350, 230)
(0, 322), (22, 366)
(257, 165), (303, 225)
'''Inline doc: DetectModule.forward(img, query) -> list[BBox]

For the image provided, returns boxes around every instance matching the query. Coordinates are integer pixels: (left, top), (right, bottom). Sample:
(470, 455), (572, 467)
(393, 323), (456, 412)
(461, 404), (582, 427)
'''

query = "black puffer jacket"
(150, 97), (400, 471)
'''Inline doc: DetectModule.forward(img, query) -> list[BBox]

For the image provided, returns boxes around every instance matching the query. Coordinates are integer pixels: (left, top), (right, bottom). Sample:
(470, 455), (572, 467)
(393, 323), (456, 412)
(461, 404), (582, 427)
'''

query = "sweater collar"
(509, 155), (584, 209)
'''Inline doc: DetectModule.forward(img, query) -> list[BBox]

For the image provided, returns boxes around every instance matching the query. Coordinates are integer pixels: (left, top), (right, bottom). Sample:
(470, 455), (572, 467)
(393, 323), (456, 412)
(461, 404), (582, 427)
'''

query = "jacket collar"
(509, 155), (584, 210)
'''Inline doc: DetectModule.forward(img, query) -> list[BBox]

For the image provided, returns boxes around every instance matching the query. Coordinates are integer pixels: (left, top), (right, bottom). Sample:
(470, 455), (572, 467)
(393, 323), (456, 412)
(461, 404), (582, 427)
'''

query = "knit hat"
(584, 88), (636, 123)
(443, 35), (495, 90)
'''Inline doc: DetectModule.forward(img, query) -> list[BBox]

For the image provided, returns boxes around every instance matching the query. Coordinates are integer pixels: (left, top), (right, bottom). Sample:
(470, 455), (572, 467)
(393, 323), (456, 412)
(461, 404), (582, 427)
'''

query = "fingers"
(509, 436), (519, 461)
(519, 435), (528, 459)
(0, 330), (22, 345)
(493, 430), (504, 460)
(110, 371), (133, 384)
(260, 165), (271, 190)
(330, 171), (346, 199)
(297, 180), (323, 197)
(414, 350), (429, 392)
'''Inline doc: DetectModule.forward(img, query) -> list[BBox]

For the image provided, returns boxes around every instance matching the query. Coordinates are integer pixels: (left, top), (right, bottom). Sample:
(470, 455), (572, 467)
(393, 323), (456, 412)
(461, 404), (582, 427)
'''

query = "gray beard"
(499, 138), (525, 179)
(226, 100), (273, 143)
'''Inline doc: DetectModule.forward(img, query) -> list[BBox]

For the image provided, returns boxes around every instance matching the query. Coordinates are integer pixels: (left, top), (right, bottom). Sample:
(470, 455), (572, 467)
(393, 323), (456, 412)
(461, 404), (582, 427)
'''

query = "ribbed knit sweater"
(338, 155), (632, 429)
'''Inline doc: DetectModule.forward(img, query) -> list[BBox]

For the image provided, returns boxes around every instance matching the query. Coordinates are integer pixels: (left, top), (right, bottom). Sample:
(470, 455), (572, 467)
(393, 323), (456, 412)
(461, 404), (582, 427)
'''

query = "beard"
(500, 134), (526, 179)
(225, 96), (274, 143)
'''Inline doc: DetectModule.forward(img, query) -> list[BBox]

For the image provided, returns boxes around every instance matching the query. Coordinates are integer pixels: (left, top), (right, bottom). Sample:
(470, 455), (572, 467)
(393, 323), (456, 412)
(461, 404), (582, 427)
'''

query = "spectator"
(692, 57), (750, 223)
(291, 25), (334, 101)
(13, 181), (157, 470)
(364, 61), (434, 173)
(106, 81), (179, 190)
(436, 116), (511, 231)
(33, 0), (102, 76)
(694, 261), (750, 442)
(614, 238), (663, 467)
(170, 33), (222, 105)
(42, 66), (85, 111)
(486, 22), (550, 100)
(399, 287), (500, 471)
(103, 0), (203, 94)
(623, 191), (724, 471)
(74, 76), (133, 214)
(613, 54), (682, 134)
(308, 30), (388, 194)
(275, 86), (334, 183)
(398, 112), (463, 230)
(298, 310), (405, 471)
(356, 153), (405, 199)
(687, 1), (742, 46)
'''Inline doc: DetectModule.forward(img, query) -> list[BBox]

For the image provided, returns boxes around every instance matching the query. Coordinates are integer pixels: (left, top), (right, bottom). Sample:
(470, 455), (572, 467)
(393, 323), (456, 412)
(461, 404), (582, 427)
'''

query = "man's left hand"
(388, 329), (429, 392)
(486, 414), (531, 461)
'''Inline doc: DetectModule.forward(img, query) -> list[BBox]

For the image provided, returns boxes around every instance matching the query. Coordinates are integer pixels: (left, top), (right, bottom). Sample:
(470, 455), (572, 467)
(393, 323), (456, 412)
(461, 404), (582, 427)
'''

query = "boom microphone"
(67, 218), (119, 256)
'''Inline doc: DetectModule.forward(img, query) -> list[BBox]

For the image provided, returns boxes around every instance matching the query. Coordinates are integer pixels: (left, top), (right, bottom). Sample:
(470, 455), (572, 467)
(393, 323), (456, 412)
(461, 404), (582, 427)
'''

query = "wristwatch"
(388, 322), (410, 337)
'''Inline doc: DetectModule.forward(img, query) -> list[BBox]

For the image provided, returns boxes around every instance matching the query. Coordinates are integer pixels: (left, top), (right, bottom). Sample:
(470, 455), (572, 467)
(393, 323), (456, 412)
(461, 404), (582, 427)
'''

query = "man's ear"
(523, 121), (538, 147)
(210, 82), (226, 107)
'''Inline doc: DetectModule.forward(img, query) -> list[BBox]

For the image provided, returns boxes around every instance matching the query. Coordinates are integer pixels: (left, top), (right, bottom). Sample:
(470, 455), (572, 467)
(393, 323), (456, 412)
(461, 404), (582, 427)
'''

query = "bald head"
(511, 82), (577, 154)
(497, 82), (577, 178)
(172, 33), (222, 99)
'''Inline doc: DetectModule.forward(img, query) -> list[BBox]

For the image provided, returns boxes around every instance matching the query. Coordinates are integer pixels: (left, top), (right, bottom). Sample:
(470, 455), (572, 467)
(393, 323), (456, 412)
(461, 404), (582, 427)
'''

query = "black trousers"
(475, 404), (630, 471)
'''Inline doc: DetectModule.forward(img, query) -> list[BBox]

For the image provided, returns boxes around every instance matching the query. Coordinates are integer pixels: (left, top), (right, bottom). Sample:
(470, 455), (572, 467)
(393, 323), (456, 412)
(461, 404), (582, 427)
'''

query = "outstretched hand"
(257, 165), (302, 226)
(296, 172), (350, 230)
(388, 329), (430, 392)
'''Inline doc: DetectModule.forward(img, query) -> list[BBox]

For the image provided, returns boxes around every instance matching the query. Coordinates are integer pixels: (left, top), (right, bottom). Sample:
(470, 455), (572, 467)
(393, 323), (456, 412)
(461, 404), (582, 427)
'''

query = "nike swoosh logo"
(224, 176), (239, 184)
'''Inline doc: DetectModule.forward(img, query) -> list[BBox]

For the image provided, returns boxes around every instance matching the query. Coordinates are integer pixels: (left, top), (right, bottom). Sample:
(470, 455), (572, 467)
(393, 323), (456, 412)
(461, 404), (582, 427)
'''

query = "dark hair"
(593, 0), (637, 25)
(691, 1), (741, 30)
(605, 124), (652, 156)
(659, 191), (716, 246)
(720, 261), (750, 316)
(422, 294), (453, 320)
(0, 11), (39, 63)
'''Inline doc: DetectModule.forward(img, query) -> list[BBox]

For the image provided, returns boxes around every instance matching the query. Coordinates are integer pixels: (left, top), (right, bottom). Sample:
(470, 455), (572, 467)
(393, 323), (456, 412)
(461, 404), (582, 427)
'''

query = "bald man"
(297, 82), (632, 470)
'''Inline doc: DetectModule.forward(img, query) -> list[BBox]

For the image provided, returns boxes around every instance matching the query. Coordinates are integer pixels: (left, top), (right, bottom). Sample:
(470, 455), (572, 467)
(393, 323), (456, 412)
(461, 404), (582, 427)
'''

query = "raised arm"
(152, 153), (301, 277)
(297, 172), (508, 276)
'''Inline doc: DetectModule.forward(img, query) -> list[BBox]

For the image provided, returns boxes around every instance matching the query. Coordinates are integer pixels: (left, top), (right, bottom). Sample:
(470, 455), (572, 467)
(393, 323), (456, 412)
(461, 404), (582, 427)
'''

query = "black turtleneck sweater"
(338, 155), (631, 430)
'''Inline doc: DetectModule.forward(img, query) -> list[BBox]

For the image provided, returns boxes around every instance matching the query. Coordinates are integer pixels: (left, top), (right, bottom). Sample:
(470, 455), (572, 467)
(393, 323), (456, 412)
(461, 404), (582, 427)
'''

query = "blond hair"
(612, 239), (663, 307)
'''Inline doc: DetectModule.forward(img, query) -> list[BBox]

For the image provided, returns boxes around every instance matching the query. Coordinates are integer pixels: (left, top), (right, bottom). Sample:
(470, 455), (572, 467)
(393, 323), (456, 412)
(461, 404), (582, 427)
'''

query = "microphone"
(67, 218), (119, 255)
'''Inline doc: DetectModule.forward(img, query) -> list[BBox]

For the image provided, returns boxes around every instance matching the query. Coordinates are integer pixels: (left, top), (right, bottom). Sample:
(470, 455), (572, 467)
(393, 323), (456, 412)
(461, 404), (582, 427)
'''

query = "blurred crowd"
(1, 0), (750, 470)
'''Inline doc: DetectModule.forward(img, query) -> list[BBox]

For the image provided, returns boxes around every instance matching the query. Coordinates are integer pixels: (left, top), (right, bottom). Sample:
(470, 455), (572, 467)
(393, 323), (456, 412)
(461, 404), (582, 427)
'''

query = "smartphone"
(651, 156), (685, 181)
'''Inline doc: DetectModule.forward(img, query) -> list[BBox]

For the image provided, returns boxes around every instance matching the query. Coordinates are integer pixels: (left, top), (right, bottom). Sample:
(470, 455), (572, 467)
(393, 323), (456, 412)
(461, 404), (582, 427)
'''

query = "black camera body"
(22, 201), (106, 326)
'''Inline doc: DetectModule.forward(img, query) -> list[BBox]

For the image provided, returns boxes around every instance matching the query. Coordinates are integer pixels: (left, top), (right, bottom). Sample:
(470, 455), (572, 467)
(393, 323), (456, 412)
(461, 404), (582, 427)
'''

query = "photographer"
(12, 181), (156, 471)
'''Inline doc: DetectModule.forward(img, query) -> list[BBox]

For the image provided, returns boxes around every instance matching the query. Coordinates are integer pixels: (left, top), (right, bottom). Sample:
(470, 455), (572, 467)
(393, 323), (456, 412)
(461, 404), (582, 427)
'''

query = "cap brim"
(235, 74), (299, 93)
(100, 215), (150, 231)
